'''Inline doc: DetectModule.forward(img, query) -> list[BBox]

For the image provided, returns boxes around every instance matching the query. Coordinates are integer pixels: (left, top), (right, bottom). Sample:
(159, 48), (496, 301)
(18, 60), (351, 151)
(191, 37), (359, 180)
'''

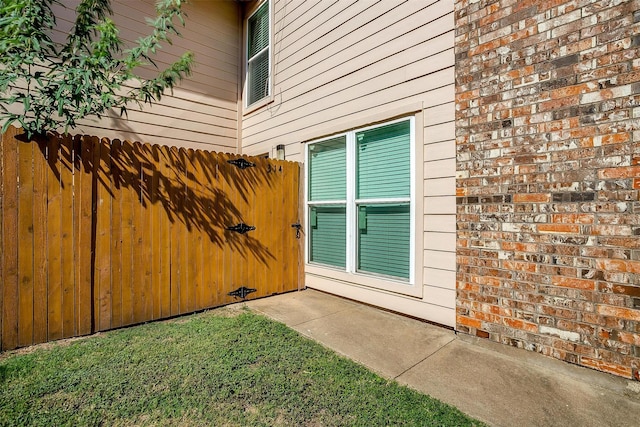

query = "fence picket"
(178, 148), (190, 314)
(120, 141), (135, 326)
(46, 135), (62, 341)
(221, 153), (236, 306)
(95, 137), (112, 331)
(110, 140), (123, 329)
(148, 144), (161, 320)
(17, 138), (35, 347)
(60, 135), (75, 338)
(167, 146), (180, 316)
(157, 145), (172, 317)
(140, 143), (153, 321)
(33, 138), (48, 344)
(0, 124), (3, 349)
(76, 136), (94, 335)
(2, 128), (19, 350)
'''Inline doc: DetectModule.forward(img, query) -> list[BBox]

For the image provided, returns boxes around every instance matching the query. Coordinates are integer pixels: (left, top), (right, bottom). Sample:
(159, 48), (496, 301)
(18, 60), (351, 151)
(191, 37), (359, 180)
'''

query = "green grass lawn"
(0, 306), (483, 426)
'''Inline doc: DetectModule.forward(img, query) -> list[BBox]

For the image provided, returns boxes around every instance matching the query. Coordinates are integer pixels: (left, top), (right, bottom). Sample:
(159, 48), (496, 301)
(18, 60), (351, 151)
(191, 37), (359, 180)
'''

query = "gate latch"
(292, 223), (302, 239)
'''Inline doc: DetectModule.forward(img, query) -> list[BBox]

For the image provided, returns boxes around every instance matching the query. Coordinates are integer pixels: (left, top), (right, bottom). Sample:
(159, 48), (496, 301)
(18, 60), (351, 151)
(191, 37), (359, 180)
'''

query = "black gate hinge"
(226, 223), (256, 234)
(227, 158), (255, 170)
(228, 286), (257, 299)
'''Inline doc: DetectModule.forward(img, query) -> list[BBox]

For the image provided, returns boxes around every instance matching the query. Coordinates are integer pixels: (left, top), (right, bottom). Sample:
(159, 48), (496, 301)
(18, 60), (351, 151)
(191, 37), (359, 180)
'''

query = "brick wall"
(454, 0), (640, 379)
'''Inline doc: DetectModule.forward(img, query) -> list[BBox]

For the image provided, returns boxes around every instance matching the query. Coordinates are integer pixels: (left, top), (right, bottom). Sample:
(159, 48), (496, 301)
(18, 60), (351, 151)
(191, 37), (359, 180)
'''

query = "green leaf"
(0, 0), (193, 136)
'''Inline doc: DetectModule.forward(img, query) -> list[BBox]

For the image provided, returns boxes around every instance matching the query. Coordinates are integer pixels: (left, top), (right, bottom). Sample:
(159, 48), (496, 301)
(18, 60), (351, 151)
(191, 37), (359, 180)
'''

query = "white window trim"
(244, 0), (273, 113)
(304, 117), (420, 298)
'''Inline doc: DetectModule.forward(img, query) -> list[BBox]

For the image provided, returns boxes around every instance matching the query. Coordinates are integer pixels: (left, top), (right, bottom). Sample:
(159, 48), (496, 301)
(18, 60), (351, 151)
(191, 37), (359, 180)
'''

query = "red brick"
(503, 317), (538, 333)
(596, 259), (640, 274)
(597, 305), (640, 322)
(537, 224), (581, 234)
(513, 193), (551, 203)
(613, 331), (640, 346)
(501, 241), (540, 252)
(591, 225), (633, 236)
(551, 277), (596, 290)
(473, 311), (502, 324)
(599, 283), (640, 298)
(550, 214), (594, 224)
(601, 132), (631, 145)
(581, 358), (633, 378)
(598, 165), (640, 179)
(539, 96), (581, 112)
(502, 260), (537, 273)
(457, 315), (482, 329)
(469, 38), (501, 56)
(550, 84), (593, 99)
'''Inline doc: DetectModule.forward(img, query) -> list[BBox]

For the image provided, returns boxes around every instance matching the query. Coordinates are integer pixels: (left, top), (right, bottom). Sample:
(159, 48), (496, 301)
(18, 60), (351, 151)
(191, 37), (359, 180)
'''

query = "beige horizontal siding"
(424, 178), (456, 197)
(307, 274), (455, 327)
(422, 69), (456, 300)
(242, 1), (454, 148)
(424, 101), (455, 126)
(424, 232), (456, 253)
(424, 158), (456, 180)
(243, 48), (454, 142)
(424, 215), (456, 233)
(424, 250), (456, 272)
(275, 5), (452, 93)
(48, 0), (240, 151)
(424, 196), (456, 215)
(424, 268), (456, 291)
(241, 0), (456, 325)
(424, 140), (456, 162)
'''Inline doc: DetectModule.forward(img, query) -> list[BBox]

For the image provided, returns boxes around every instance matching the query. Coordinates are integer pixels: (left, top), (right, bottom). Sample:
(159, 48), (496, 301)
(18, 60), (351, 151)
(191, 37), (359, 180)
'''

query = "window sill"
(243, 95), (274, 116)
(306, 263), (423, 298)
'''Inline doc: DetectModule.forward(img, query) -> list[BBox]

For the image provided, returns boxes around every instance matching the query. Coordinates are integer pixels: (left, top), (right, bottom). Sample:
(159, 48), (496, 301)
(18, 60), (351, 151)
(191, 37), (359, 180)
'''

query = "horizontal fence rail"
(1, 126), (300, 351)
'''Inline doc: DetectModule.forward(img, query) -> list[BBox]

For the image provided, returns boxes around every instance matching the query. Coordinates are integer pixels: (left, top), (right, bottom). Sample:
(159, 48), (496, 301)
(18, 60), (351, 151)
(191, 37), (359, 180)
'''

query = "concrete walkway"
(245, 289), (640, 427)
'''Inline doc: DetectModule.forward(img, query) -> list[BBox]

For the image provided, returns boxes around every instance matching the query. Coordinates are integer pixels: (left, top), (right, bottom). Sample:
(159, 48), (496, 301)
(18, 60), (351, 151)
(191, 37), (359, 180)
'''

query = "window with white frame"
(246, 0), (270, 106)
(306, 118), (415, 283)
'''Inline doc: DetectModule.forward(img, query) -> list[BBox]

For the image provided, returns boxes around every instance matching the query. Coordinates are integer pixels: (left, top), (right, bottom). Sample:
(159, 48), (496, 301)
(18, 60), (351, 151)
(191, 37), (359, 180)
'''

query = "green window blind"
(248, 2), (269, 57)
(308, 136), (346, 201)
(356, 121), (410, 199)
(357, 204), (410, 279)
(309, 206), (346, 268)
(248, 50), (269, 105)
(247, 1), (269, 105)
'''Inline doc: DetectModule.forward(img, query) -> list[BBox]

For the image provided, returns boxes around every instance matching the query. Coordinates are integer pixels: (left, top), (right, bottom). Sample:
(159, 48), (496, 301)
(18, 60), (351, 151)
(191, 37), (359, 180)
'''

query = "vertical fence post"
(2, 127), (19, 351)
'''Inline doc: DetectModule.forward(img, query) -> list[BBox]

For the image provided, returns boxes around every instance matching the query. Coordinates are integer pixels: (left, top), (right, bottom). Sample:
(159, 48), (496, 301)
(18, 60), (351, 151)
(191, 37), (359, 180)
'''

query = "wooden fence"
(0, 126), (301, 351)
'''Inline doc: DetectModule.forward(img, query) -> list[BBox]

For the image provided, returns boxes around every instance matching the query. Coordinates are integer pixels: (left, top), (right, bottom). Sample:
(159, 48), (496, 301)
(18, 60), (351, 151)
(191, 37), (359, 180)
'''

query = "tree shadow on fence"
(26, 129), (283, 266)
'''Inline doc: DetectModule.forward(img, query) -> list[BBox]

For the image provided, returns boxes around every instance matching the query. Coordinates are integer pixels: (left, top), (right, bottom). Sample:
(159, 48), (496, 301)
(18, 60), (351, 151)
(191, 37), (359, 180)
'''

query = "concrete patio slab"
(249, 290), (455, 379)
(245, 289), (640, 427)
(397, 336), (639, 427)
(247, 287), (360, 326)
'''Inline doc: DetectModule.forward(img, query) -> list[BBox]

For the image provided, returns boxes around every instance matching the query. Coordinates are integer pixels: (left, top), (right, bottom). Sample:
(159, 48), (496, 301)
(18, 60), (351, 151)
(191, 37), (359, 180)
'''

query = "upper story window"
(246, 0), (270, 107)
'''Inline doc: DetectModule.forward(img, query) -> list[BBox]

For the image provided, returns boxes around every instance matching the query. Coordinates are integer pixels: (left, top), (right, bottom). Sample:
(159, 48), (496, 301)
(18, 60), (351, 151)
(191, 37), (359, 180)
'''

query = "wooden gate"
(0, 126), (301, 351)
